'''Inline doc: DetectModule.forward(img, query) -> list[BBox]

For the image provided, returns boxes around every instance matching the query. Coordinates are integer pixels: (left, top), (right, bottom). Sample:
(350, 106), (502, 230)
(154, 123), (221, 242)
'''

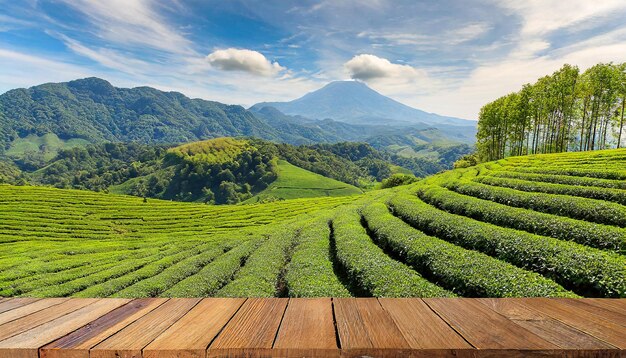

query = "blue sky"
(1, 0), (625, 119)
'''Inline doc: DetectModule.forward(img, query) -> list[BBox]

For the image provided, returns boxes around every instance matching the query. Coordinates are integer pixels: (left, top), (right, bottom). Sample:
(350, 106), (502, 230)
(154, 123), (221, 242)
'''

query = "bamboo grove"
(477, 63), (626, 161)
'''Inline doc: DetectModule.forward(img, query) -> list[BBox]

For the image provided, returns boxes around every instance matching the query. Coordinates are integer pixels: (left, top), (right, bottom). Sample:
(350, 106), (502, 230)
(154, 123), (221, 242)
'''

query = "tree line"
(477, 63), (626, 161)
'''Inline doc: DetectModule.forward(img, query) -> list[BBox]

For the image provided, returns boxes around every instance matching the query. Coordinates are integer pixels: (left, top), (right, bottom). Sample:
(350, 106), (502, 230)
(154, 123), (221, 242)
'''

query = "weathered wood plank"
(0, 298), (68, 326)
(0, 299), (129, 358)
(0, 298), (98, 342)
(425, 298), (559, 352)
(40, 298), (167, 358)
(208, 298), (287, 358)
(0, 298), (40, 315)
(516, 298), (626, 349)
(0, 298), (620, 357)
(143, 298), (245, 358)
(272, 298), (339, 357)
(334, 297), (411, 357)
(379, 298), (472, 352)
(584, 298), (626, 315)
(559, 299), (626, 327)
(477, 298), (618, 351)
(90, 298), (200, 358)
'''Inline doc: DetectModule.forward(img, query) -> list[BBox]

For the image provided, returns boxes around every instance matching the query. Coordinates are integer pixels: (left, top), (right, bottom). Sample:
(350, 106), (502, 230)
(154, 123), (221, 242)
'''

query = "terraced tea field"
(1, 149), (625, 298)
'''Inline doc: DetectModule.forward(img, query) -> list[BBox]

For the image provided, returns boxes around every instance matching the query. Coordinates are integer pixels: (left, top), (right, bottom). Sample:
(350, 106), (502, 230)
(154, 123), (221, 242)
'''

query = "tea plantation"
(1, 149), (624, 298)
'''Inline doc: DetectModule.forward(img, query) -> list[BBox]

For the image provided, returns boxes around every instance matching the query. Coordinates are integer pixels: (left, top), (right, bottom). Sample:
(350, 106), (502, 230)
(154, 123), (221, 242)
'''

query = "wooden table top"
(0, 297), (623, 357)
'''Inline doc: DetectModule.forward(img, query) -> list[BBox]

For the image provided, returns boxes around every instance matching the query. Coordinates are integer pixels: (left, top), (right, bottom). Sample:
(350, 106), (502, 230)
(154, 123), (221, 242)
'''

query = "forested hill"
(0, 77), (283, 148)
(2, 137), (428, 204)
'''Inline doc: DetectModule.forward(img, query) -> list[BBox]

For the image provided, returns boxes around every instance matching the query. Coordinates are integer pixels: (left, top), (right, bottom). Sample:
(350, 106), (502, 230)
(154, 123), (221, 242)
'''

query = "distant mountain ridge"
(251, 80), (474, 127)
(0, 77), (282, 147)
(0, 78), (474, 176)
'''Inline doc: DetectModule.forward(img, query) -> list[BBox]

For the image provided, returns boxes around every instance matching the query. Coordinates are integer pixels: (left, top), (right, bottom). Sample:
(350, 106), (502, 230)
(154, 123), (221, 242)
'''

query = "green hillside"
(6, 133), (89, 162)
(245, 160), (362, 203)
(3, 137), (424, 203)
(0, 148), (624, 298)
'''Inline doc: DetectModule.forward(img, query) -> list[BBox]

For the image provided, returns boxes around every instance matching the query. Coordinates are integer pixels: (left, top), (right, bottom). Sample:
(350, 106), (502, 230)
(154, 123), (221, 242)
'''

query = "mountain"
(0, 78), (474, 176)
(0, 77), (286, 151)
(251, 80), (475, 127)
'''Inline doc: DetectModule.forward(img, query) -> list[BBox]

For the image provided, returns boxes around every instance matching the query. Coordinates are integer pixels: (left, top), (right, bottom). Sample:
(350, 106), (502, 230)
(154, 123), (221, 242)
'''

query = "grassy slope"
(6, 133), (89, 161)
(244, 160), (362, 203)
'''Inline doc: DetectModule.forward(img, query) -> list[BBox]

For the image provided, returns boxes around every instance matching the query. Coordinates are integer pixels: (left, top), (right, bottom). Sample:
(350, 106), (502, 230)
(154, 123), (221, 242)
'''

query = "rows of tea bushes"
(331, 207), (452, 297)
(474, 175), (626, 205)
(361, 203), (576, 297)
(284, 215), (351, 297)
(388, 194), (626, 297)
(442, 180), (626, 227)
(417, 184), (625, 251)
(0, 184), (352, 298)
(0, 148), (625, 298)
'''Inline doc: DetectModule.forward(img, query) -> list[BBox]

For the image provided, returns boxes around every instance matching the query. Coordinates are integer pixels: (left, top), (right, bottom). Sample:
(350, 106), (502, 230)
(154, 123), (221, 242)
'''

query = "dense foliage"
(380, 173), (418, 188)
(477, 63), (626, 161)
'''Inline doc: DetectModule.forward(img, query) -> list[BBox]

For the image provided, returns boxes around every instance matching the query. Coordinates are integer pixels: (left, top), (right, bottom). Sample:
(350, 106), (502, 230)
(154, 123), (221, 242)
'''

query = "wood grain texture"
(516, 298), (626, 349)
(334, 297), (412, 357)
(272, 298), (339, 357)
(143, 298), (245, 358)
(559, 298), (626, 327)
(477, 298), (618, 351)
(208, 298), (288, 358)
(40, 298), (167, 358)
(90, 298), (200, 358)
(425, 298), (558, 351)
(0, 299), (128, 358)
(584, 299), (626, 315)
(0, 298), (40, 315)
(379, 298), (472, 351)
(0, 298), (621, 357)
(0, 298), (68, 326)
(0, 298), (99, 342)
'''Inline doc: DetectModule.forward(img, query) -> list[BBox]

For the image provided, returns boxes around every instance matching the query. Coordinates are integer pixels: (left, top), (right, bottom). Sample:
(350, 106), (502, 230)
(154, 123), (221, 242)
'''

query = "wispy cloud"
(56, 0), (195, 55)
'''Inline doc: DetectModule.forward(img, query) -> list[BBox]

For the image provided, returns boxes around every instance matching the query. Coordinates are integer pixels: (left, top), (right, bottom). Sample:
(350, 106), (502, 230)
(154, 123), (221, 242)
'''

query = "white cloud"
(450, 23), (492, 45)
(344, 54), (421, 81)
(207, 48), (285, 77)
